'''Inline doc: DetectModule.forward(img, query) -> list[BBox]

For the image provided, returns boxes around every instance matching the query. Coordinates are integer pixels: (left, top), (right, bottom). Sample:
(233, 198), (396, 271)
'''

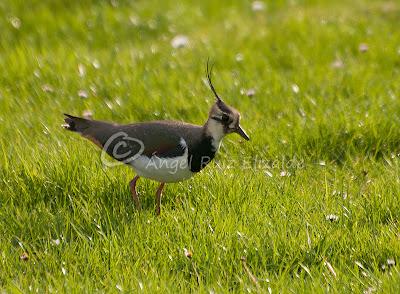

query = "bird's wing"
(64, 115), (202, 162)
(120, 121), (201, 158)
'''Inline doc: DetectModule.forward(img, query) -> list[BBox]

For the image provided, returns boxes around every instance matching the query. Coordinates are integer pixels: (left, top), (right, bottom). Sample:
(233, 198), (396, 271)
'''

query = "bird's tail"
(62, 113), (120, 149)
(63, 113), (91, 133)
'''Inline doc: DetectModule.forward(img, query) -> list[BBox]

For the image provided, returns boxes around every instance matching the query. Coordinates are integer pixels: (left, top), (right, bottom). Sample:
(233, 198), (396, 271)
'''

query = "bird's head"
(205, 63), (250, 142)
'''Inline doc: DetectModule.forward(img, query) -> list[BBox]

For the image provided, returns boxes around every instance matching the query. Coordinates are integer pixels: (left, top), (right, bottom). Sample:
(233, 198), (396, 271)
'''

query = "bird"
(63, 63), (250, 215)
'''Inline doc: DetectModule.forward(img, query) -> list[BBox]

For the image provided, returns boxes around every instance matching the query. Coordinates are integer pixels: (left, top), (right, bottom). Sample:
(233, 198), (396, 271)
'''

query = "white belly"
(130, 147), (194, 183)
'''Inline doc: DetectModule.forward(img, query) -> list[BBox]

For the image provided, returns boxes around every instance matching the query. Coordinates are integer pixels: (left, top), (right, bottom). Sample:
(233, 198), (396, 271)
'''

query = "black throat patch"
(188, 135), (217, 172)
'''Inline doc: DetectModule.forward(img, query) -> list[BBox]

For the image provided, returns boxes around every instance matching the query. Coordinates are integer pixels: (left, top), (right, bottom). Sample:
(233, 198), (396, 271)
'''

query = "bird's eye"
(221, 113), (229, 122)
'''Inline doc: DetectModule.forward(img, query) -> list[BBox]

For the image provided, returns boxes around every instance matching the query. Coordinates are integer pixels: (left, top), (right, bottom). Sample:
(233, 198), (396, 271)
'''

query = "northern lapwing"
(63, 64), (250, 215)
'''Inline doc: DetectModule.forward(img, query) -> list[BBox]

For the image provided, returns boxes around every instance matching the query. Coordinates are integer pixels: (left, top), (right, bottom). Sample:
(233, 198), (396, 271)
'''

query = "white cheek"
(207, 120), (225, 140)
(206, 120), (225, 151)
(229, 121), (236, 128)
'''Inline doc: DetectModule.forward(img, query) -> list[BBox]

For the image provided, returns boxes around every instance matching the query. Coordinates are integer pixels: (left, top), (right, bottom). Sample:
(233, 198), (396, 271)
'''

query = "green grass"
(1, 0), (400, 292)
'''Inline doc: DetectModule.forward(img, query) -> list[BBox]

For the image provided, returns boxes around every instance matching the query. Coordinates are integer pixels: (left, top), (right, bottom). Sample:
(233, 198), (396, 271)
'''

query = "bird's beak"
(235, 125), (250, 141)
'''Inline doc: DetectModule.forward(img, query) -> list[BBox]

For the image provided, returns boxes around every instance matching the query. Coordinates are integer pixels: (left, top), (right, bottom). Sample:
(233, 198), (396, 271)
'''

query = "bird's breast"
(188, 136), (217, 173)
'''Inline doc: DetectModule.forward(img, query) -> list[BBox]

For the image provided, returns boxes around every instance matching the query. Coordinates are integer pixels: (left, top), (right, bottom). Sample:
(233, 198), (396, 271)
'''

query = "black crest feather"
(206, 59), (222, 102)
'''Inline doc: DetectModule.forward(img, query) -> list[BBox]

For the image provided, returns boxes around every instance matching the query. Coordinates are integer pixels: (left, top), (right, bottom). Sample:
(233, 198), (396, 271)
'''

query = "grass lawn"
(1, 0), (400, 292)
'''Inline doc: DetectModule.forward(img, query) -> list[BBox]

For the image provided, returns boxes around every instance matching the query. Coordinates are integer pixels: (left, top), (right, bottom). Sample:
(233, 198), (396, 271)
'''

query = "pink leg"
(155, 183), (165, 216)
(129, 175), (141, 210)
